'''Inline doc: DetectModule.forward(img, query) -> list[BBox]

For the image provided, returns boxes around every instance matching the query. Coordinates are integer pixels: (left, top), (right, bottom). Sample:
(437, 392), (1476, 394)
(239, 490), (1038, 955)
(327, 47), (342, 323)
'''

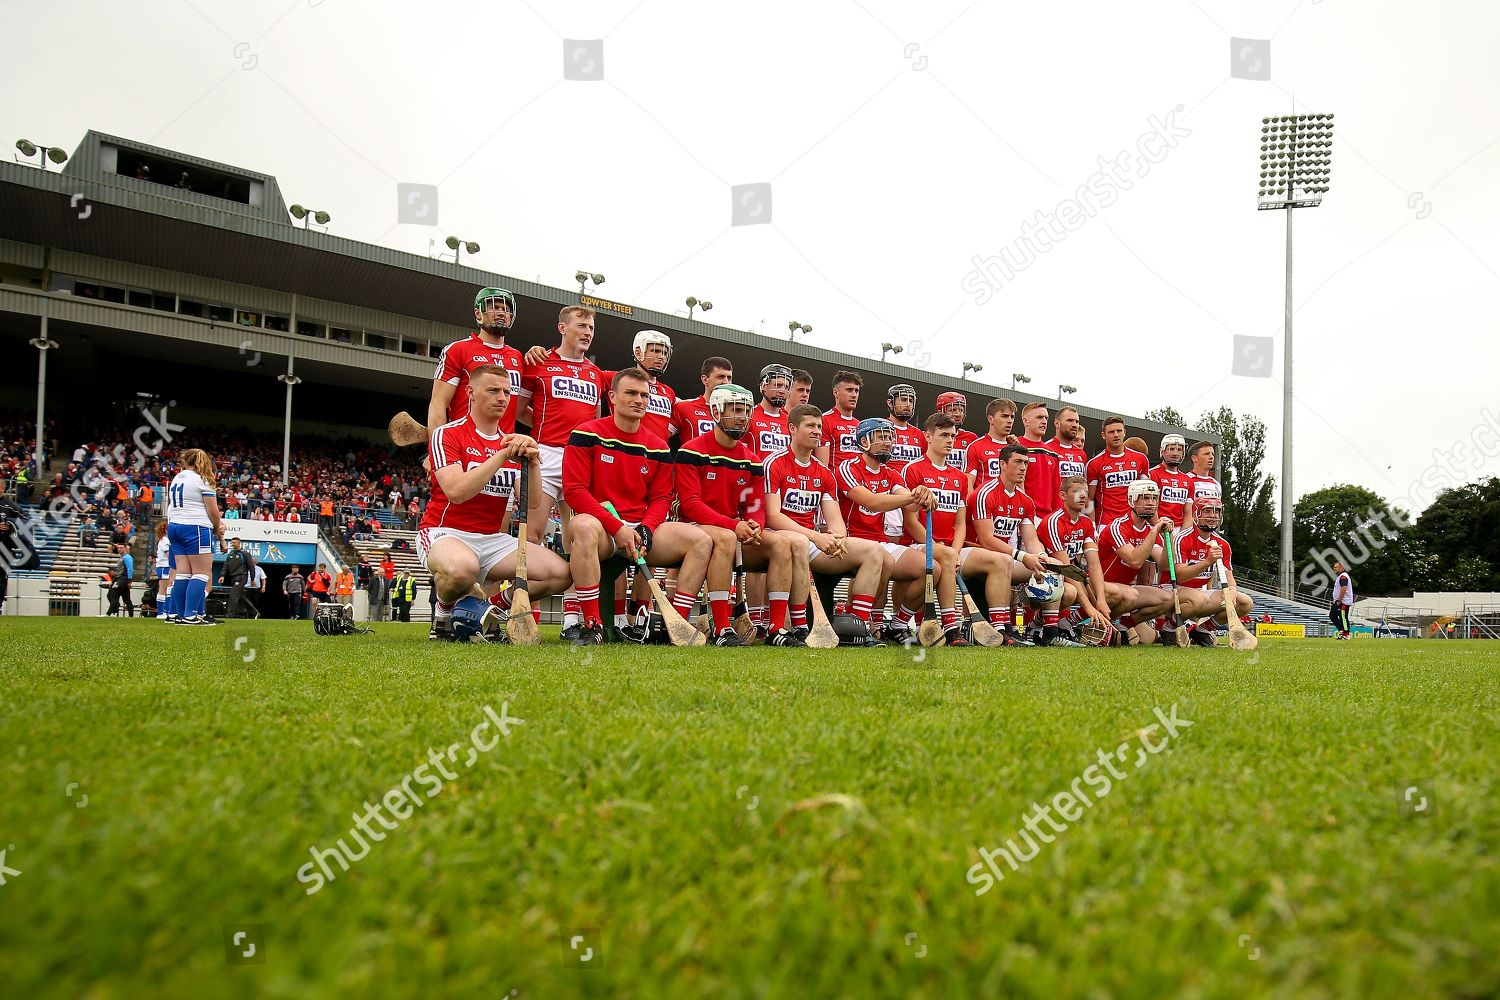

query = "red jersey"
(763, 450), (835, 531)
(902, 457), (967, 546)
(518, 350), (607, 447)
(1188, 473), (1223, 507)
(836, 457), (904, 543)
(1050, 437), (1089, 485)
(821, 409), (861, 471)
(1149, 465), (1195, 527)
(747, 404), (790, 459)
(624, 377), (677, 443)
(1096, 515), (1155, 585)
(422, 416), (514, 534)
(670, 395), (716, 442)
(1172, 528), (1233, 589)
(1087, 449), (1150, 526)
(966, 434), (1012, 487)
(1038, 508), (1096, 563)
(434, 334), (523, 432)
(675, 432), (766, 531)
(947, 429), (979, 473)
(1019, 437), (1062, 517)
(887, 422), (926, 472)
(562, 416), (673, 537)
(970, 479), (1036, 551)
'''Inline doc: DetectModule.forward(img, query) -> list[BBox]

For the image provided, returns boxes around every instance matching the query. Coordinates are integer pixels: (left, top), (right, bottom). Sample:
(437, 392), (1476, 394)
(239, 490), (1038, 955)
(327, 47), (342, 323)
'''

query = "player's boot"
(878, 622), (915, 644)
(560, 622), (583, 642)
(1044, 628), (1085, 648)
(1190, 625), (1219, 647)
(429, 617), (454, 642)
(571, 622), (605, 647)
(943, 627), (971, 647)
(999, 628), (1027, 647)
(767, 629), (807, 647)
(713, 627), (748, 647)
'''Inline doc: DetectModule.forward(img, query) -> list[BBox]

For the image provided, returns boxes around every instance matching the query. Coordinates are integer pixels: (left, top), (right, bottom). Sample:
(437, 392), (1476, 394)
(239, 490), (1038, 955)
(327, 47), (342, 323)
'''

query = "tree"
(1410, 478), (1500, 591)
(1292, 484), (1410, 597)
(1142, 406), (1187, 428)
(1194, 406), (1279, 578)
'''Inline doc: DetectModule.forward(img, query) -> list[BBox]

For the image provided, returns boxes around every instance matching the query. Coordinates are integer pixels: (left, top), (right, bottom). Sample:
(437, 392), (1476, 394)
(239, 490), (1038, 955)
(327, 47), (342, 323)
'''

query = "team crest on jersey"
(550, 376), (599, 405)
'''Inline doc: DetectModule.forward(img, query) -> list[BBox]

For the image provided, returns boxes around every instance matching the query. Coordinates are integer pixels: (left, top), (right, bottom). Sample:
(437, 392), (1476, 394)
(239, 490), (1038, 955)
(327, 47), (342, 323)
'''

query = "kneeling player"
(422, 365), (571, 641)
(677, 384), (801, 647)
(764, 404), (888, 645)
(563, 368), (713, 646)
(1169, 497), (1253, 646)
(1094, 480), (1179, 643)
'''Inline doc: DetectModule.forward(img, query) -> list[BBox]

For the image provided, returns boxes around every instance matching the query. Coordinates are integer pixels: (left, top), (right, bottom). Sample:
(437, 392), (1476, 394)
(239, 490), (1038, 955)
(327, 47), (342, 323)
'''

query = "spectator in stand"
(284, 565), (306, 619)
(135, 481), (154, 523)
(356, 556), (372, 592)
(335, 565), (355, 607)
(378, 552), (395, 621)
(367, 558), (387, 622)
(285, 507), (301, 523)
(407, 495), (420, 528)
(82, 520), (99, 548)
(320, 498), (335, 531)
(307, 563), (332, 615)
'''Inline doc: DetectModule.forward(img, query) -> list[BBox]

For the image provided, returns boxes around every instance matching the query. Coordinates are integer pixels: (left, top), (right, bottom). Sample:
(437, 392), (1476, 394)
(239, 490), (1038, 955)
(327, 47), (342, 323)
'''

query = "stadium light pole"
(1258, 112), (1335, 597)
(15, 139), (68, 170)
(576, 271), (605, 295)
(1011, 373), (1031, 391)
(961, 362), (983, 380)
(788, 321), (812, 342)
(444, 236), (480, 265)
(880, 342), (903, 362)
(685, 296), (713, 319)
(1058, 383), (1077, 402)
(30, 328), (59, 478)
(289, 204), (331, 229)
(278, 358), (302, 488)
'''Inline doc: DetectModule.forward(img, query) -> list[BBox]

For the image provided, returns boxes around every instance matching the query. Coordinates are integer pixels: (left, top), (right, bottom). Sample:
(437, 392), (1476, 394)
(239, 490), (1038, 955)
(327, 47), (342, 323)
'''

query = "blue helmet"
(450, 595), (491, 642)
(854, 418), (894, 461)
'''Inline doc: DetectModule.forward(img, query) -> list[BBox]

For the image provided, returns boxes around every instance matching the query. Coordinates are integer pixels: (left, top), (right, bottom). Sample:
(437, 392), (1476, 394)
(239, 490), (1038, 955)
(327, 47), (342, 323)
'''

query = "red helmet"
(936, 391), (966, 414)
(1192, 496), (1224, 530)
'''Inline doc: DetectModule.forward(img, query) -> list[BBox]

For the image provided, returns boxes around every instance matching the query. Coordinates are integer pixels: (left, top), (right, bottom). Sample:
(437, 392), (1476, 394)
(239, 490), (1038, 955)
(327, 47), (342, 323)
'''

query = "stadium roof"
(0, 130), (1212, 447)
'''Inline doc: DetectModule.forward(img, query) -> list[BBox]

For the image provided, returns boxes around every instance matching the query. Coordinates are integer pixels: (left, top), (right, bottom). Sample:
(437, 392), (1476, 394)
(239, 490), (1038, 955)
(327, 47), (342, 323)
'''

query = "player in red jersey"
(937, 392), (978, 474)
(789, 368), (813, 409)
(764, 405), (888, 645)
(1049, 405), (1089, 488)
(748, 363), (793, 458)
(1087, 415), (1150, 526)
(429, 287), (527, 434)
(421, 366), (570, 641)
(885, 384), (926, 472)
(1017, 401), (1062, 518)
(834, 418), (946, 645)
(817, 370), (863, 472)
(625, 330), (678, 442)
(670, 356), (733, 443)
(1093, 480), (1184, 643)
(968, 444), (1077, 646)
(905, 413), (1009, 647)
(676, 384), (803, 647)
(1186, 440), (1223, 507)
(562, 369), (714, 647)
(966, 397), (1019, 490)
(1169, 497), (1252, 646)
(1148, 433), (1194, 527)
(1038, 475), (1109, 627)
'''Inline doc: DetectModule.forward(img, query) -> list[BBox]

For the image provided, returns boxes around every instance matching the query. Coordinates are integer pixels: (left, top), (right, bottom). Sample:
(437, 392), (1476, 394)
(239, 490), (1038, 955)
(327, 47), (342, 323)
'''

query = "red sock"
(940, 607), (958, 630)
(489, 589), (512, 610)
(790, 603), (808, 629)
(1043, 609), (1060, 628)
(850, 594), (874, 622)
(576, 585), (601, 625)
(769, 592), (789, 632)
(670, 590), (696, 617)
(896, 605), (916, 625)
(532, 607), (541, 624)
(614, 597), (627, 619)
(989, 607), (1012, 628)
(709, 591), (732, 632)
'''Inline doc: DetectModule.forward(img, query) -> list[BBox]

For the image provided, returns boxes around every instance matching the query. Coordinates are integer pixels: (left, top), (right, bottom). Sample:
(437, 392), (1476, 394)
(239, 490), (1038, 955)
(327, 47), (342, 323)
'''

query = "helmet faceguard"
(709, 384), (755, 440)
(1127, 479), (1160, 519)
(887, 383), (917, 421)
(1193, 497), (1224, 532)
(632, 330), (673, 376)
(473, 287), (516, 334)
(936, 390), (966, 422)
(855, 417), (894, 462)
(759, 364), (793, 408)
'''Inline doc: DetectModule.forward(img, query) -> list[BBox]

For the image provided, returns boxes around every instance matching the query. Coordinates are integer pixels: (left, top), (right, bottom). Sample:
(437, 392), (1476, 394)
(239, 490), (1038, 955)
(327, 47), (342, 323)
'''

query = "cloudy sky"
(4, 0), (1497, 515)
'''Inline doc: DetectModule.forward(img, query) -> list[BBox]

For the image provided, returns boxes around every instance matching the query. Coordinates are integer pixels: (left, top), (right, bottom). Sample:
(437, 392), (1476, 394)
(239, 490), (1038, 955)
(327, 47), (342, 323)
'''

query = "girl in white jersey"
(165, 448), (224, 625)
(153, 520), (173, 619)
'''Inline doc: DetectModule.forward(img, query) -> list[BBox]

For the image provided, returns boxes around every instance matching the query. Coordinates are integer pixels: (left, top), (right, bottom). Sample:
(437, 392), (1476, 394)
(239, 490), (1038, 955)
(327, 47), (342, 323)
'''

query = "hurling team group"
(418, 287), (1252, 648)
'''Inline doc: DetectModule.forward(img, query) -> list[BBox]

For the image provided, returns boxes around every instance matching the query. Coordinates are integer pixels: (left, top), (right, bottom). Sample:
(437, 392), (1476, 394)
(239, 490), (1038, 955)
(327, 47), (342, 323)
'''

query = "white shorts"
(538, 444), (565, 501)
(418, 526), (520, 583)
(958, 546), (982, 571)
(605, 521), (642, 559)
(879, 541), (920, 560)
(806, 538), (824, 563)
(883, 509), (904, 538)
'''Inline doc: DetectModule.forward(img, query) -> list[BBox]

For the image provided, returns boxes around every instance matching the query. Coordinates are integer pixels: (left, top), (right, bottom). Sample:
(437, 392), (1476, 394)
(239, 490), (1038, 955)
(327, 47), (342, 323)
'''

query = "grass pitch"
(1, 619), (1495, 999)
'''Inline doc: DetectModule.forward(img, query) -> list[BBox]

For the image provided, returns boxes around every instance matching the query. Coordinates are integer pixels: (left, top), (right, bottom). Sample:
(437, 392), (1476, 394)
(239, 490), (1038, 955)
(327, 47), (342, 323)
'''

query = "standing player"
(764, 405), (889, 644)
(966, 397), (1019, 489)
(1038, 475), (1110, 629)
(1017, 402), (1062, 518)
(429, 288), (526, 435)
(517, 306), (608, 636)
(671, 356), (733, 443)
(1170, 496), (1253, 646)
(1149, 433), (1194, 528)
(676, 384), (802, 647)
(1186, 441), (1223, 507)
(834, 418), (946, 644)
(153, 520), (173, 619)
(789, 369), (813, 409)
(937, 392), (978, 474)
(817, 370), (864, 472)
(1330, 561), (1354, 639)
(563, 369), (714, 646)
(164, 447), (224, 626)
(1087, 416), (1149, 526)
(749, 364), (793, 458)
(885, 384), (926, 472)
(628, 330), (677, 441)
(1049, 406), (1089, 490)
(422, 366), (571, 641)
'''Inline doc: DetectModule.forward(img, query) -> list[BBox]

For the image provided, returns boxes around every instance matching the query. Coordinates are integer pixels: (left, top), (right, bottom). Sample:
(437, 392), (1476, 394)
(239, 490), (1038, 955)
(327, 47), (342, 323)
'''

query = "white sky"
(4, 0), (1498, 515)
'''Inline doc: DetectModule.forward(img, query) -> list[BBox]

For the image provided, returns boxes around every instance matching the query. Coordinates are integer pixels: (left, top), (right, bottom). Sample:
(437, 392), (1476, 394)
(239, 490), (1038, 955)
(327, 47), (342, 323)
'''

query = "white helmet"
(1127, 479), (1160, 504)
(1024, 571), (1064, 604)
(1161, 433), (1186, 449)
(708, 383), (755, 440)
(631, 330), (673, 375)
